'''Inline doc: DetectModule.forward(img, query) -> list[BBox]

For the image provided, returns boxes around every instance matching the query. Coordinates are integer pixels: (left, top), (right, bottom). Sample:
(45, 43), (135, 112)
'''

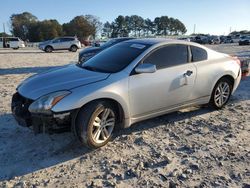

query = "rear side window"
(62, 38), (74, 42)
(53, 38), (61, 43)
(190, 46), (208, 62)
(144, 44), (188, 69)
(9, 38), (19, 41)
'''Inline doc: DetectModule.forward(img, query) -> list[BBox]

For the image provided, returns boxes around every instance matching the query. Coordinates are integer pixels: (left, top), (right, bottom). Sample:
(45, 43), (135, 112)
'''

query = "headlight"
(28, 91), (71, 114)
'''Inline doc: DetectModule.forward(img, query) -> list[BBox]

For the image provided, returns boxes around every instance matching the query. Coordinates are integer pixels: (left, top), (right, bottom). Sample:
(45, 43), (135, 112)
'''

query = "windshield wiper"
(82, 65), (110, 73)
(82, 65), (97, 72)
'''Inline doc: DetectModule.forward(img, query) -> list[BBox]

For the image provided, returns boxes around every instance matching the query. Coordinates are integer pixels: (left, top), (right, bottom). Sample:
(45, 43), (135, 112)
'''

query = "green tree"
(168, 17), (176, 35)
(129, 15), (144, 37)
(63, 16), (95, 40)
(84, 15), (102, 39)
(158, 16), (170, 36)
(143, 18), (155, 36)
(0, 32), (11, 37)
(10, 12), (37, 40)
(174, 19), (187, 35)
(33, 20), (63, 41)
(102, 21), (112, 38)
(116, 15), (129, 37)
(154, 16), (186, 36)
(230, 30), (250, 35)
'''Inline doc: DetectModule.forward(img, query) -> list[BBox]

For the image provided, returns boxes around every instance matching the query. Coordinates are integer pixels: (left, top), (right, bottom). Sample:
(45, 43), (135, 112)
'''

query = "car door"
(60, 38), (71, 49)
(128, 44), (197, 118)
(9, 38), (18, 48)
(51, 38), (62, 49)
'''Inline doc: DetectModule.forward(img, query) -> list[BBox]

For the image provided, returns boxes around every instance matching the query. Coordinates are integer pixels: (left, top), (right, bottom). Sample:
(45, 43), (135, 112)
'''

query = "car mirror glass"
(135, 63), (157, 74)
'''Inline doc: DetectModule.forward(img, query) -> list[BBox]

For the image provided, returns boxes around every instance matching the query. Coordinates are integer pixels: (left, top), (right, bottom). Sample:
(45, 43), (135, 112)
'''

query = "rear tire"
(45, 46), (53, 53)
(70, 45), (78, 52)
(74, 101), (117, 149)
(209, 78), (233, 109)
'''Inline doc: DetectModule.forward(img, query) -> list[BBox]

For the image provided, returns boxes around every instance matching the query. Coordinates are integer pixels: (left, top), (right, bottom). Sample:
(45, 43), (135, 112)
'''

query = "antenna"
(3, 23), (6, 35)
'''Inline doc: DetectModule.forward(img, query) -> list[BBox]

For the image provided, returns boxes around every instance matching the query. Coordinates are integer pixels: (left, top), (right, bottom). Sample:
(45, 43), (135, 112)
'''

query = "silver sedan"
(12, 38), (241, 148)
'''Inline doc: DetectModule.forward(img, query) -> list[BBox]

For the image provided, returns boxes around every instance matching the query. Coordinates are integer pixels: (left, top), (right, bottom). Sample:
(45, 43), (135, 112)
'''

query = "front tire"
(74, 101), (117, 149)
(45, 46), (53, 53)
(209, 78), (233, 109)
(70, 45), (78, 52)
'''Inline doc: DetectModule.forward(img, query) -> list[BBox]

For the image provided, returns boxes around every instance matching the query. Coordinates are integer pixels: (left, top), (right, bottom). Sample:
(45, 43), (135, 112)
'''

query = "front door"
(128, 44), (197, 118)
(52, 38), (63, 49)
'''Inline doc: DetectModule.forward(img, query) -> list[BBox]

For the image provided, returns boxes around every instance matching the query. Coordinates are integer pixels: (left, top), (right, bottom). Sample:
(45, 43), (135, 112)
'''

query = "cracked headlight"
(28, 91), (71, 114)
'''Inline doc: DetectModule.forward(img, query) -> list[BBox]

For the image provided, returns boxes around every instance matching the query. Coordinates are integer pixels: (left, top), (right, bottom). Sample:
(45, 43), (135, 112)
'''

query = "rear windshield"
(81, 42), (151, 73)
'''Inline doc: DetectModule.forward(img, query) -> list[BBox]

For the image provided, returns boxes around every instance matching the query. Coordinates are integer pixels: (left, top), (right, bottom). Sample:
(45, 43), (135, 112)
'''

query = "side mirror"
(135, 63), (157, 74)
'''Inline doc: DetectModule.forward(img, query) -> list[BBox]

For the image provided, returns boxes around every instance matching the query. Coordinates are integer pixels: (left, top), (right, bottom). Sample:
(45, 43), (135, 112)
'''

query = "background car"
(78, 37), (135, 63)
(177, 37), (191, 42)
(239, 36), (250, 45)
(39, 37), (81, 52)
(208, 36), (220, 44)
(224, 36), (234, 43)
(0, 37), (25, 49)
(232, 34), (241, 43)
(194, 35), (209, 44)
(12, 38), (241, 148)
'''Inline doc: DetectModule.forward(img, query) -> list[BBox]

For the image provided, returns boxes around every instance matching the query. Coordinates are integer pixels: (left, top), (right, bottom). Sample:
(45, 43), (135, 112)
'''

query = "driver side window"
(53, 38), (61, 43)
(144, 44), (188, 69)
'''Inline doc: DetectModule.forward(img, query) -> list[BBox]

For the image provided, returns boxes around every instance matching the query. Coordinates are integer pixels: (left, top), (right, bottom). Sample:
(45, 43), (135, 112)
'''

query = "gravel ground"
(0, 44), (249, 188)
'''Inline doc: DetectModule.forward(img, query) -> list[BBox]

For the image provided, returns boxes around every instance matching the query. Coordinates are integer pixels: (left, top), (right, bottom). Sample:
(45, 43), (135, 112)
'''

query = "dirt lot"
(0, 44), (249, 188)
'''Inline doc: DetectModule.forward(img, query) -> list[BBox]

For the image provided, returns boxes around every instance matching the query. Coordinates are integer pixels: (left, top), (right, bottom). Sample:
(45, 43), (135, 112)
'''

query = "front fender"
(51, 75), (130, 119)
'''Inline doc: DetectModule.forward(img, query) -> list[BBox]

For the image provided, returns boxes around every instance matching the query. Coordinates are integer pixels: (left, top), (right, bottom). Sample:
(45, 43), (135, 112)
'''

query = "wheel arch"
(71, 44), (78, 47)
(71, 97), (127, 130)
(70, 44), (78, 49)
(45, 45), (54, 50)
(210, 74), (235, 97)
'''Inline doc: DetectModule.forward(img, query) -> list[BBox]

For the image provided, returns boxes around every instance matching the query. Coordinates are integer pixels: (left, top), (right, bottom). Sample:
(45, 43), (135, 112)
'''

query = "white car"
(38, 37), (81, 53)
(12, 38), (242, 148)
(0, 37), (25, 49)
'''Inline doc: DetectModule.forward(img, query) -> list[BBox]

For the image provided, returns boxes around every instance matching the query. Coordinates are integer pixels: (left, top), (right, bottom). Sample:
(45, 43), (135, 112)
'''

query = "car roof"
(125, 38), (200, 47)
(4, 37), (18, 38)
(116, 37), (135, 40)
(56, 36), (76, 39)
(110, 37), (135, 42)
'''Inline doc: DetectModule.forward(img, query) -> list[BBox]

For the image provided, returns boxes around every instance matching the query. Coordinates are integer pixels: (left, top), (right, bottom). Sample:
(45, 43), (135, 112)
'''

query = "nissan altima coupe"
(12, 38), (241, 148)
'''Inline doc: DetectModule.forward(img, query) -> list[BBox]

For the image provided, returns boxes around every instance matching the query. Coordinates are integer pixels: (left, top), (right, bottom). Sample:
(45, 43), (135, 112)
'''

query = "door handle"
(184, 70), (193, 77)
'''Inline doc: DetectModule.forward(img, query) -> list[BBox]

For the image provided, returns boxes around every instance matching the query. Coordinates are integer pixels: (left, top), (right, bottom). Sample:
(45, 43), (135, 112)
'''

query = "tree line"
(9, 12), (187, 42)
(230, 30), (250, 35)
(10, 12), (101, 42)
(102, 15), (187, 38)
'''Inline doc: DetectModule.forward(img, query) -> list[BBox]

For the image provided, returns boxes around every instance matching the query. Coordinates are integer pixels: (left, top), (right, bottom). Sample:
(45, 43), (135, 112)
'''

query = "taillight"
(231, 56), (241, 66)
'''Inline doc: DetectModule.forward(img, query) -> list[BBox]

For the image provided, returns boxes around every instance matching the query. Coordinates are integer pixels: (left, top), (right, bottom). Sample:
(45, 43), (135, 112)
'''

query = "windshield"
(100, 39), (117, 49)
(81, 42), (150, 73)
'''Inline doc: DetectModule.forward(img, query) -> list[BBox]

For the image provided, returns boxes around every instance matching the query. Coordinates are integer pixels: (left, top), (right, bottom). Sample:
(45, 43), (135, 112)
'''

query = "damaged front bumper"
(11, 92), (72, 134)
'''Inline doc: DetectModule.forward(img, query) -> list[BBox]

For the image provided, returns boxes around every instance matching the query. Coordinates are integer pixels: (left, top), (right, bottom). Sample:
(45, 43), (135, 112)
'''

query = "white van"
(0, 37), (25, 49)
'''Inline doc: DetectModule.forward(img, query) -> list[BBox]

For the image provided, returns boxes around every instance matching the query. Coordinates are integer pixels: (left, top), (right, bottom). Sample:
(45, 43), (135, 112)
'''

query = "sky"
(0, 0), (250, 35)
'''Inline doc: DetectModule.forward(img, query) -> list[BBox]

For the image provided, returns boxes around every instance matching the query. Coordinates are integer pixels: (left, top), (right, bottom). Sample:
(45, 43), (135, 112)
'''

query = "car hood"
(79, 47), (101, 56)
(18, 64), (110, 100)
